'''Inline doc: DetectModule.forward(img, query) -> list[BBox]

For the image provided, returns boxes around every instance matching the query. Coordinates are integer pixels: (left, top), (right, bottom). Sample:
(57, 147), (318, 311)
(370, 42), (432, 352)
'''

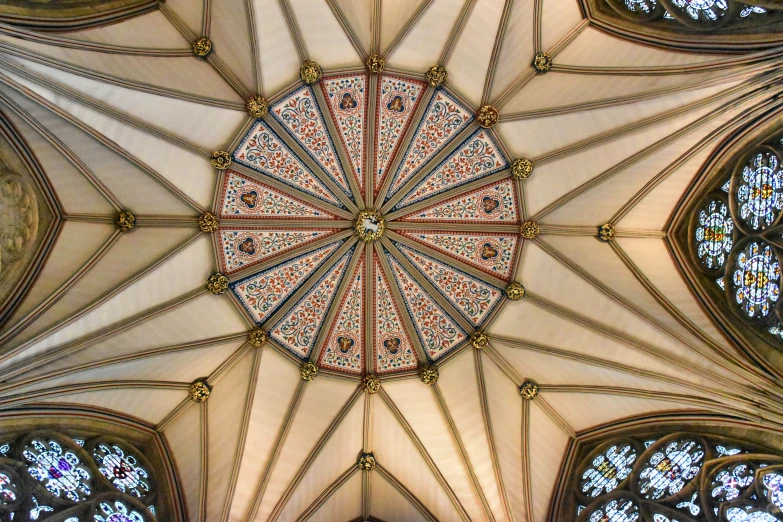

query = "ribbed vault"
(0, 1), (783, 521)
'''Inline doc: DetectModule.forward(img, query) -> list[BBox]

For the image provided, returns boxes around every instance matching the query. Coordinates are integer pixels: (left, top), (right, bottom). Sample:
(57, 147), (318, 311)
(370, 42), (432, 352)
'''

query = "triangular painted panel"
(220, 171), (337, 219)
(395, 128), (508, 209)
(321, 74), (368, 192)
(374, 75), (426, 193)
(319, 255), (365, 373)
(218, 228), (339, 275)
(373, 254), (418, 374)
(386, 253), (467, 361)
(271, 249), (353, 358)
(396, 242), (503, 326)
(399, 230), (518, 281)
(271, 86), (353, 198)
(232, 122), (342, 206)
(398, 179), (519, 224)
(385, 89), (473, 201)
(231, 240), (343, 324)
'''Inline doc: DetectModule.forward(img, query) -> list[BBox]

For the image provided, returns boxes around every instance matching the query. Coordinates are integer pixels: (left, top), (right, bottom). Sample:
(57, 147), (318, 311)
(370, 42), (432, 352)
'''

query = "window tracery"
(0, 431), (157, 522)
(570, 432), (783, 522)
(688, 133), (783, 346)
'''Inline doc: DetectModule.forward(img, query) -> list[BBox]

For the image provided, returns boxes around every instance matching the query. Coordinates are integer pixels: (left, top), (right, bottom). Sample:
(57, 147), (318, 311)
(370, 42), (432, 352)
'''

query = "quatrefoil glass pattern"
(690, 137), (783, 342)
(92, 443), (151, 498)
(221, 73), (521, 374)
(0, 432), (158, 521)
(22, 437), (93, 502)
(572, 433), (783, 522)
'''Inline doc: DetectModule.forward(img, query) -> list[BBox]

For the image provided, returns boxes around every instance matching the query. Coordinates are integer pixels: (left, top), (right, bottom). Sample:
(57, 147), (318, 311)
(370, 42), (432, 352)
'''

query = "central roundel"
(218, 70), (522, 376)
(355, 210), (385, 242)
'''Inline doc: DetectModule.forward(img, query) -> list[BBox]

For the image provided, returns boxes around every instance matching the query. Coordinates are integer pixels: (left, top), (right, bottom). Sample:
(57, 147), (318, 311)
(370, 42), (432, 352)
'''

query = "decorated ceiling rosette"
(219, 72), (521, 376)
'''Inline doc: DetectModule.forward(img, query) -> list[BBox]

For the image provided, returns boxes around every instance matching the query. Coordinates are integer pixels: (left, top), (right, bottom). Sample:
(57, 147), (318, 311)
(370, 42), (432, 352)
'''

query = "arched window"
(0, 430), (158, 522)
(580, 0), (783, 51)
(688, 134), (783, 346)
(564, 429), (783, 521)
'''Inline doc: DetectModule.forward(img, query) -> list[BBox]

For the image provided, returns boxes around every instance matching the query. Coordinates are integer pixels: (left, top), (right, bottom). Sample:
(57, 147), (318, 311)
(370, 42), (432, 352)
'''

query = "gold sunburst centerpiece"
(355, 209), (386, 242)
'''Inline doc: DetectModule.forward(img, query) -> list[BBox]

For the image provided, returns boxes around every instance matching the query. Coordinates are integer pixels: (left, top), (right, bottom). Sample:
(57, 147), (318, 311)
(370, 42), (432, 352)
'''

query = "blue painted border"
(394, 240), (503, 327)
(230, 239), (346, 326)
(384, 248), (467, 362)
(270, 248), (355, 360)
(394, 127), (510, 210)
(270, 85), (354, 201)
(384, 87), (474, 203)
(232, 118), (345, 209)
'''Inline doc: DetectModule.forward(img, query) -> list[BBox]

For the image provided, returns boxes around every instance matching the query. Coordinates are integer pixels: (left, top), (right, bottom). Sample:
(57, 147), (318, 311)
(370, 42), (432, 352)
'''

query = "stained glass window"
(0, 431), (158, 522)
(690, 133), (783, 346)
(605, 0), (778, 29)
(736, 150), (783, 231)
(22, 437), (93, 502)
(92, 443), (151, 498)
(730, 241), (780, 319)
(694, 198), (733, 271)
(571, 431), (783, 522)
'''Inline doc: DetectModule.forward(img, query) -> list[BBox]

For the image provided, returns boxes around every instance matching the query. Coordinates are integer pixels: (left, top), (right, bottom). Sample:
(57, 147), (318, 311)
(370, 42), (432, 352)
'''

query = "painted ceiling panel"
(0, 82), (199, 215)
(1, 90), (117, 215)
(273, 398), (363, 521)
(227, 347), (301, 521)
(307, 470), (362, 522)
(370, 467), (430, 522)
(205, 349), (255, 522)
(539, 0), (585, 52)
(209, 0), (257, 93)
(487, 0), (536, 104)
(0, 34), (244, 104)
(445, 0), (507, 106)
(1, 3), (782, 521)
(371, 393), (464, 521)
(385, 0), (464, 71)
(1, 221), (115, 342)
(436, 349), (507, 521)
(527, 402), (571, 522)
(289, 0), (361, 68)
(1, 227), (197, 352)
(537, 234), (731, 351)
(61, 10), (190, 49)
(2, 236), (213, 370)
(482, 352), (526, 522)
(162, 399), (203, 522)
(252, 377), (357, 521)
(381, 377), (487, 521)
(9, 57), (247, 150)
(251, 0), (301, 96)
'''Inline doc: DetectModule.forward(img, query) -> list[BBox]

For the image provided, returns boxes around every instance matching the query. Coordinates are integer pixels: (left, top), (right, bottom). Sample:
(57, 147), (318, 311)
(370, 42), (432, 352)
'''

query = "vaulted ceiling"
(1, 0), (783, 521)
